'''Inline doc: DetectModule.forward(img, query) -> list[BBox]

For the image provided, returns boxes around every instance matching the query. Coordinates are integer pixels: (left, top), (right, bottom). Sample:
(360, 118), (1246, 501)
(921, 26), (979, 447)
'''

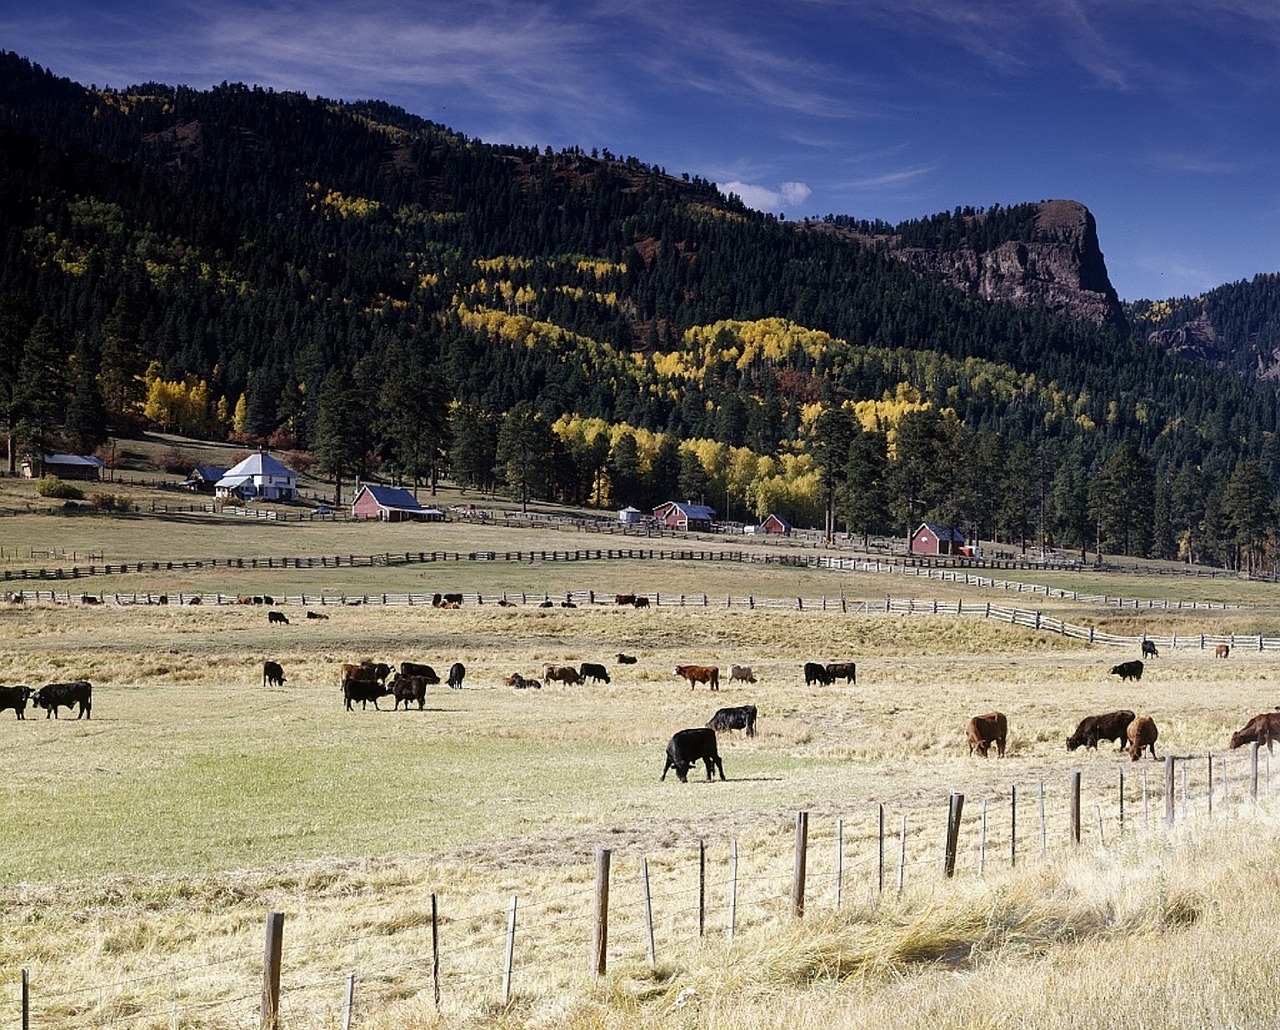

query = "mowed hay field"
(5, 512), (1280, 1027)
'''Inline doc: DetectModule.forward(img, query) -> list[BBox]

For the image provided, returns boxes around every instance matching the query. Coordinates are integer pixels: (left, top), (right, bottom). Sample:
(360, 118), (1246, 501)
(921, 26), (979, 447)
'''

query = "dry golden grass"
(4, 505), (1280, 1027)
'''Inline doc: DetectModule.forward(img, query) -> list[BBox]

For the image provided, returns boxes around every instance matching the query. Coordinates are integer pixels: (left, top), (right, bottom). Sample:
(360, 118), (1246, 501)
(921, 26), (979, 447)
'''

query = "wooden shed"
(761, 513), (792, 536)
(653, 501), (716, 532)
(351, 484), (428, 522)
(910, 522), (966, 556)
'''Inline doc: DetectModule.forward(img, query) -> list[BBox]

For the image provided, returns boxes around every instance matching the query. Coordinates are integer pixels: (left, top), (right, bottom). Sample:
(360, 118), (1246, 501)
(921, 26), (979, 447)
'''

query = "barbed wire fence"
(11, 743), (1277, 1028)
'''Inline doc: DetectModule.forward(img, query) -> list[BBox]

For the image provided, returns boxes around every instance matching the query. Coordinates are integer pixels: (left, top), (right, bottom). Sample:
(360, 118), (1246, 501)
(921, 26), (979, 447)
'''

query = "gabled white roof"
(223, 451), (295, 479)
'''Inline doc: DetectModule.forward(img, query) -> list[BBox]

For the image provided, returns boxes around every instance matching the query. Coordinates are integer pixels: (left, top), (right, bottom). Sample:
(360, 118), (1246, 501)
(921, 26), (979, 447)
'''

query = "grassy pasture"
(4, 508), (1280, 1027)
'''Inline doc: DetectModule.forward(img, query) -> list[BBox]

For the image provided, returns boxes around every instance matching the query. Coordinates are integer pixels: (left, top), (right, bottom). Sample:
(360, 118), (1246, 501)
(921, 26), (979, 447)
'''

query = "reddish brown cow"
(1216, 644), (1231, 659)
(1229, 712), (1280, 753)
(544, 664), (583, 685)
(1127, 714), (1159, 761)
(675, 664), (720, 691)
(967, 711), (1007, 757)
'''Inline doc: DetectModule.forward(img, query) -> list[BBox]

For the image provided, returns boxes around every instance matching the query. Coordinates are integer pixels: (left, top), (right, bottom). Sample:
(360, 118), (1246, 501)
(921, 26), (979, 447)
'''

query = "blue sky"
(6, 0), (1280, 301)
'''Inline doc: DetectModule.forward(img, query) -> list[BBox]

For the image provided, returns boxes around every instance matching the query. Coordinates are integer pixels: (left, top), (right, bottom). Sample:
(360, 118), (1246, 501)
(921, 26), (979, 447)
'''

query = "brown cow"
(1215, 644), (1231, 659)
(1229, 712), (1280, 753)
(544, 664), (583, 685)
(967, 711), (1007, 757)
(615, 594), (636, 606)
(1127, 714), (1159, 761)
(675, 664), (720, 691)
(728, 664), (757, 684)
(825, 661), (857, 684)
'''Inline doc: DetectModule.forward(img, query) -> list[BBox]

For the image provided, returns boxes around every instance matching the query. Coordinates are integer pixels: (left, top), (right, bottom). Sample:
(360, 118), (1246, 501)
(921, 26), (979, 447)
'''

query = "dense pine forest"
(2, 51), (1280, 570)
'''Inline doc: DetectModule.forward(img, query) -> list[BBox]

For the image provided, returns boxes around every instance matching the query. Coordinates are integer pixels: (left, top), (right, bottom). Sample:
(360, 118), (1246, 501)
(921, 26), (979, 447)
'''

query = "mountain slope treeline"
(1, 52), (1278, 569)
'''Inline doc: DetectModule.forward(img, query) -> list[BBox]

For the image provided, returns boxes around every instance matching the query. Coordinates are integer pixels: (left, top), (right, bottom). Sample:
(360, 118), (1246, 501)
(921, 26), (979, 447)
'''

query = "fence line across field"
(3, 581), (1265, 654)
(0, 545), (1245, 612)
(12, 746), (1277, 1028)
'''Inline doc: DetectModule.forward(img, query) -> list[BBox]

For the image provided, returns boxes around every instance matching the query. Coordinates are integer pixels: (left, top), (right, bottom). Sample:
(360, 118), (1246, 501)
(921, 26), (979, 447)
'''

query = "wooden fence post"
(1251, 742), (1260, 801)
(1038, 781), (1047, 855)
(260, 911), (284, 1030)
(896, 815), (907, 893)
(592, 848), (610, 977)
(1119, 769), (1125, 830)
(21, 968), (29, 1030)
(342, 972), (355, 1030)
(978, 799), (987, 875)
(1069, 771), (1082, 844)
(792, 811), (809, 917)
(1207, 754), (1213, 816)
(943, 793), (964, 877)
(1165, 757), (1176, 826)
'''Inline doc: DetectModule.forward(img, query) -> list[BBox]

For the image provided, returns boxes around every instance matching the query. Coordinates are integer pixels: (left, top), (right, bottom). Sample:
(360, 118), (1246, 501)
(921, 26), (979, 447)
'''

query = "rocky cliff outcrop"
(888, 200), (1128, 333)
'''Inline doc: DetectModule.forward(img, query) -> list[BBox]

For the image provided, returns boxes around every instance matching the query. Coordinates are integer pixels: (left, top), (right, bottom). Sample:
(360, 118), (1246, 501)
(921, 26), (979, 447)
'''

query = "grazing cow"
(0, 685), (32, 719)
(966, 711), (1007, 757)
(632, 596), (650, 608)
(674, 664), (720, 691)
(1216, 644), (1231, 659)
(544, 664), (583, 685)
(803, 661), (833, 686)
(400, 662), (440, 684)
(1127, 714), (1159, 761)
(442, 592), (463, 605)
(1141, 640), (1159, 659)
(391, 674), (428, 711)
(1065, 709), (1135, 752)
(615, 594), (636, 606)
(262, 661), (287, 688)
(728, 665), (757, 685)
(1229, 712), (1280, 753)
(343, 679), (391, 711)
(661, 727), (726, 782)
(268, 610), (289, 625)
(32, 681), (92, 720)
(708, 704), (757, 737)
(305, 610), (329, 620)
(81, 595), (100, 605)
(825, 661), (857, 685)
(447, 662), (466, 689)
(579, 662), (610, 684)
(1109, 660), (1144, 682)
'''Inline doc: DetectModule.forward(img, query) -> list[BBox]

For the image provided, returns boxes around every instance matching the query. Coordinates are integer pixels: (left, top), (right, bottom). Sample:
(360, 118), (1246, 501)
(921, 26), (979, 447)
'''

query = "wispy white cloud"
(718, 180), (813, 212)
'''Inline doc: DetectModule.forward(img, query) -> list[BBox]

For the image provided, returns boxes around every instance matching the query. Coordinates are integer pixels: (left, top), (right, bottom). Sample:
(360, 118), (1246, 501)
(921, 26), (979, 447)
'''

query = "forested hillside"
(2, 51), (1278, 570)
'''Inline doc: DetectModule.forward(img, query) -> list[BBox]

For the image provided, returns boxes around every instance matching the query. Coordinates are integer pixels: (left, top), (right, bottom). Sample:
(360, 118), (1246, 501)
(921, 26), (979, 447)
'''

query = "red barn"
(761, 513), (792, 536)
(652, 501), (716, 532)
(351, 484), (428, 522)
(910, 522), (966, 556)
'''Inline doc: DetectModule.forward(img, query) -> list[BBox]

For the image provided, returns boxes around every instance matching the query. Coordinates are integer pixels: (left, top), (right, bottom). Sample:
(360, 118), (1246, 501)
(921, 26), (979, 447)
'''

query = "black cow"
(804, 661), (833, 685)
(1141, 640), (1159, 659)
(1066, 709), (1135, 751)
(361, 661), (392, 686)
(661, 728), (726, 782)
(400, 662), (440, 684)
(616, 653), (638, 664)
(391, 674), (428, 711)
(1110, 660), (1144, 682)
(447, 662), (466, 689)
(579, 662), (610, 684)
(0, 685), (32, 719)
(707, 704), (757, 738)
(268, 610), (289, 625)
(262, 661), (286, 688)
(632, 596), (650, 608)
(305, 610), (329, 620)
(825, 661), (857, 684)
(343, 679), (391, 711)
(32, 681), (92, 719)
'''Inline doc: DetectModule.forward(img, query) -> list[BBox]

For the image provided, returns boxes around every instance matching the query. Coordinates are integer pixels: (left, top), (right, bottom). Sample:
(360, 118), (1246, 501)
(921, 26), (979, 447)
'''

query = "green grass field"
(5, 480), (1280, 1028)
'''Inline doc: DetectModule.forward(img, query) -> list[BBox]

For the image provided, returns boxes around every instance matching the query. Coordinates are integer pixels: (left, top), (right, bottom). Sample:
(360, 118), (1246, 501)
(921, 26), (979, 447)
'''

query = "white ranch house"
(215, 451), (297, 502)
